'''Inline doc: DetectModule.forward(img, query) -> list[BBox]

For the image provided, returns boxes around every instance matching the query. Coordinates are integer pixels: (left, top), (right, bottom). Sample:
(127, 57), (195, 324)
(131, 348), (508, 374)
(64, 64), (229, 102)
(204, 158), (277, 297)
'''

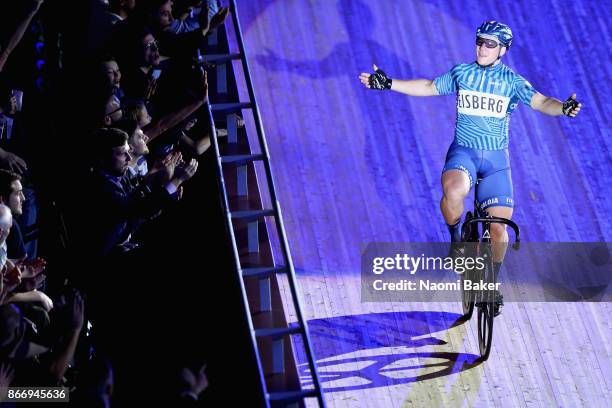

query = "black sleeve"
(7, 220), (27, 259)
(101, 181), (176, 223)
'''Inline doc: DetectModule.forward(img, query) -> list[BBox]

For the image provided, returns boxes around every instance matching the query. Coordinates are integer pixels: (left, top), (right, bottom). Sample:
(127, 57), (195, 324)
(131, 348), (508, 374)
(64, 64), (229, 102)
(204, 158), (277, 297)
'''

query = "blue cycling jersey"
(434, 62), (537, 150)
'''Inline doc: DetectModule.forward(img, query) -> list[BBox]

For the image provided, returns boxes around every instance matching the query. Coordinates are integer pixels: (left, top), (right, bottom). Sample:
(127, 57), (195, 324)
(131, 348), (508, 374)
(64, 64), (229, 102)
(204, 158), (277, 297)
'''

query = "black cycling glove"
(369, 68), (392, 90)
(562, 95), (580, 117)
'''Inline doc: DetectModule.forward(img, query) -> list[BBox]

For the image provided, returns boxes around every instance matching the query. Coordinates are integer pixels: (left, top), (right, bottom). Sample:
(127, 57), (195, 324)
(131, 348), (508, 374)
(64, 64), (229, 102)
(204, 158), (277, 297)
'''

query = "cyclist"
(359, 21), (581, 314)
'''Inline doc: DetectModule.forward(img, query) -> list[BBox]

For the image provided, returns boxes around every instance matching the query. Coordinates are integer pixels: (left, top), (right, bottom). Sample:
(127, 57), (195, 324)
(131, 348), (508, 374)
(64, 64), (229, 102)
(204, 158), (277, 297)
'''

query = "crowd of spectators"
(0, 0), (235, 405)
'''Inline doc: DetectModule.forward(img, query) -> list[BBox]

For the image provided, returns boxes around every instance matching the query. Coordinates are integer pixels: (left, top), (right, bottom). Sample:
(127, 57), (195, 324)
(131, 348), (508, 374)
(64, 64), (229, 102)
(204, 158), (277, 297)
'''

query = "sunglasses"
(144, 40), (159, 52)
(106, 98), (122, 116)
(106, 106), (122, 117)
(476, 37), (500, 49)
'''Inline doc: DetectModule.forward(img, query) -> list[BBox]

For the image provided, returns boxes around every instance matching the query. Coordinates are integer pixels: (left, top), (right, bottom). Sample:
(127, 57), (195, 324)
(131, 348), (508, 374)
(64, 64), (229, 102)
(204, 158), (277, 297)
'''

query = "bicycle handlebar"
(462, 216), (521, 250)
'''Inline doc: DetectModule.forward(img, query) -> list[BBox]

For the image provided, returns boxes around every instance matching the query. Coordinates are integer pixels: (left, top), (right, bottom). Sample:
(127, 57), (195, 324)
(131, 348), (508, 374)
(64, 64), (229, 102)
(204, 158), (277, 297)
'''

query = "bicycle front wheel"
(461, 267), (475, 319)
(477, 295), (494, 359)
(477, 253), (495, 360)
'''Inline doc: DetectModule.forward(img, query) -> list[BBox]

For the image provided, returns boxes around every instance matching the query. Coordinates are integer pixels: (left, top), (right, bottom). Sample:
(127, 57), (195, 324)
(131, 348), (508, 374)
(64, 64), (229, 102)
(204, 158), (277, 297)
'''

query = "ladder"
(203, 1), (326, 406)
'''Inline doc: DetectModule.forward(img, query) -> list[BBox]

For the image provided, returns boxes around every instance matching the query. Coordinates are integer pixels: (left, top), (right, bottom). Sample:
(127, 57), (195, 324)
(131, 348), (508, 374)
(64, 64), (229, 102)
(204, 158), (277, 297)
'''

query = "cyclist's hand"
(359, 64), (392, 90)
(562, 93), (581, 118)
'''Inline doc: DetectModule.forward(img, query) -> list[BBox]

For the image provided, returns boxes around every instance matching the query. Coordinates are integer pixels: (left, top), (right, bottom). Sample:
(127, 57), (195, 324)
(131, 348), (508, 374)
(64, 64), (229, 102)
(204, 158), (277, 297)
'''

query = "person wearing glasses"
(359, 21), (582, 314)
(112, 26), (163, 102)
(104, 93), (124, 126)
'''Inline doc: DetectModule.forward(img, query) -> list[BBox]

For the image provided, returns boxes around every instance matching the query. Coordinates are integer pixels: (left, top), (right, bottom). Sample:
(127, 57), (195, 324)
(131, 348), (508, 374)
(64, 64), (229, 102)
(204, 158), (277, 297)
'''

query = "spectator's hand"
(162, 151), (182, 182)
(209, 7), (230, 31)
(16, 257), (46, 279)
(149, 153), (168, 174)
(4, 262), (22, 293)
(18, 274), (45, 292)
(0, 362), (14, 401)
(184, 118), (198, 132)
(180, 363), (209, 398)
(199, 3), (211, 35)
(177, 185), (184, 200)
(0, 151), (28, 175)
(172, 158), (198, 186)
(163, 151), (182, 182)
(69, 291), (85, 332)
(148, 151), (180, 185)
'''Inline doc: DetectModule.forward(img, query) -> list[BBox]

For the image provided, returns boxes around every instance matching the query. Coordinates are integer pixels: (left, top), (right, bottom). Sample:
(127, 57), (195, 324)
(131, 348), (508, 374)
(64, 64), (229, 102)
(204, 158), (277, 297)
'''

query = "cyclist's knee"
(486, 206), (512, 242)
(442, 172), (470, 202)
(490, 222), (508, 242)
(443, 190), (466, 207)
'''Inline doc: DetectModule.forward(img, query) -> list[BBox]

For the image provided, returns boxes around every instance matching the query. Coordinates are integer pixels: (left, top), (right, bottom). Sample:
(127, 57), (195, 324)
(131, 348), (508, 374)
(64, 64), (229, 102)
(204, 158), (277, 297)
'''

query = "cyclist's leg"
(441, 143), (477, 242)
(477, 149), (514, 263)
(441, 170), (470, 223)
(478, 203), (512, 316)
(485, 205), (513, 262)
(481, 205), (510, 317)
(476, 150), (513, 317)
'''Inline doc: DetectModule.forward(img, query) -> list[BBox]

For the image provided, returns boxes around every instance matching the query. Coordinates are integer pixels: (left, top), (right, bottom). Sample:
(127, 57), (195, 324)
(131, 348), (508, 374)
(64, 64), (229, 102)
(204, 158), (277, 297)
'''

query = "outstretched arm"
(144, 71), (208, 141)
(0, 0), (44, 72)
(359, 64), (437, 96)
(390, 78), (438, 96)
(531, 92), (582, 118)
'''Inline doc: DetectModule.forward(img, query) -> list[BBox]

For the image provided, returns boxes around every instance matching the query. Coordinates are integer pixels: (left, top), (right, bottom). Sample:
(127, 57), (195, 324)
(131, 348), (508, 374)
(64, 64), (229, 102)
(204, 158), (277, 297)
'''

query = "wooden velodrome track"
(230, 1), (611, 406)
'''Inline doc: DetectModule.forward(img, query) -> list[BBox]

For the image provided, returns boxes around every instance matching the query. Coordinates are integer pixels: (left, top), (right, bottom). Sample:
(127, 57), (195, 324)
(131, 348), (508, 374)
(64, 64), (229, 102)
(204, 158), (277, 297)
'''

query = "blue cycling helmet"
(476, 21), (513, 48)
